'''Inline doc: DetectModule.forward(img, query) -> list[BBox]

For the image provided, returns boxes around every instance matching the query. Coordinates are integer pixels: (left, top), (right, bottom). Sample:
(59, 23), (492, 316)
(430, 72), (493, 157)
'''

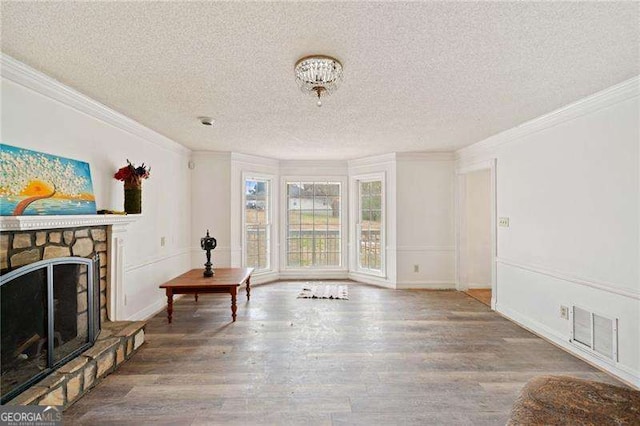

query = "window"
(244, 178), (270, 271)
(286, 181), (341, 267)
(357, 179), (383, 272)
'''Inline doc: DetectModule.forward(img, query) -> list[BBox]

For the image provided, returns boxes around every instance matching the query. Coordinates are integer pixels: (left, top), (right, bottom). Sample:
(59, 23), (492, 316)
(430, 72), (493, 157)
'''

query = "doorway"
(456, 161), (496, 308)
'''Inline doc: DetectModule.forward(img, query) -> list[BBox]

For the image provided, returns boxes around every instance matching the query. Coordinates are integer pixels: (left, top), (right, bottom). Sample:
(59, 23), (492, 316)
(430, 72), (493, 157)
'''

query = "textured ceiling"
(2, 2), (638, 160)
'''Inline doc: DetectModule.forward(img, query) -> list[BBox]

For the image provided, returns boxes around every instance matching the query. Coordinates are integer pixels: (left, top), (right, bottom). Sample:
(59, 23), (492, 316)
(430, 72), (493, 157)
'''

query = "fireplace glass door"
(1, 256), (98, 403)
(0, 266), (49, 399)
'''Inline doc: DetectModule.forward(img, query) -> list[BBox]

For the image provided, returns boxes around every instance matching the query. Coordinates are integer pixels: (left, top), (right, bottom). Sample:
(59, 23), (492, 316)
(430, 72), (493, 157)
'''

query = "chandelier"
(294, 55), (343, 107)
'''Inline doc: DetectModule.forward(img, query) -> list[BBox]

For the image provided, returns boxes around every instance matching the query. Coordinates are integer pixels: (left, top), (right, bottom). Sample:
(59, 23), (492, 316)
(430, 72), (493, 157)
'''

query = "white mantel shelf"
(0, 214), (141, 231)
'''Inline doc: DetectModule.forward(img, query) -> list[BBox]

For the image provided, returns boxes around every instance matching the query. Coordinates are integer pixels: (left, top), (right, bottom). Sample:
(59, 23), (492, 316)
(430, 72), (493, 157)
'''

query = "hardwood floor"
(65, 281), (621, 425)
(465, 289), (492, 307)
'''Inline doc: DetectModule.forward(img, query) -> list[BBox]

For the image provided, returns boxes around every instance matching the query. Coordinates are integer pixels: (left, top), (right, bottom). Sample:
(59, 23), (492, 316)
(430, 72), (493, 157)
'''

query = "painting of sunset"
(0, 144), (96, 216)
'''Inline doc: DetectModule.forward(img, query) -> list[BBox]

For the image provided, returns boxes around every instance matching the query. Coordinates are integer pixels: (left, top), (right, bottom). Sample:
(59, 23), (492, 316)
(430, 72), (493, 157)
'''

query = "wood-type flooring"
(465, 289), (492, 307)
(65, 281), (622, 425)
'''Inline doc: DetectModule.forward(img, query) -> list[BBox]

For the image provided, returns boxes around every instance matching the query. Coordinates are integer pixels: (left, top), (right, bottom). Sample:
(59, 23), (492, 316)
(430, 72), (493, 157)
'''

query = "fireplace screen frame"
(0, 256), (100, 403)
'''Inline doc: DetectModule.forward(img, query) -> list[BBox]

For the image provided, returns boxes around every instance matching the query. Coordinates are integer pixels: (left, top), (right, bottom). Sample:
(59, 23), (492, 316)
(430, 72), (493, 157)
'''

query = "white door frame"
(455, 158), (497, 309)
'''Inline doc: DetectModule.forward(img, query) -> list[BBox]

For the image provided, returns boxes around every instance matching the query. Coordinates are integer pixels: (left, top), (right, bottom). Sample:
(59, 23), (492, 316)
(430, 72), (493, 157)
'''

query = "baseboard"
(279, 270), (350, 280)
(466, 282), (491, 289)
(395, 281), (456, 290)
(496, 303), (640, 389)
(127, 294), (185, 322)
(250, 271), (280, 285)
(348, 272), (395, 289)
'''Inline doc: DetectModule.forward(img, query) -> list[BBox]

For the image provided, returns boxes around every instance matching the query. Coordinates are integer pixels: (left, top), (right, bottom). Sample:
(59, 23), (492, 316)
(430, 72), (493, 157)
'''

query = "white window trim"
(242, 172), (275, 274)
(280, 175), (349, 271)
(351, 172), (386, 278)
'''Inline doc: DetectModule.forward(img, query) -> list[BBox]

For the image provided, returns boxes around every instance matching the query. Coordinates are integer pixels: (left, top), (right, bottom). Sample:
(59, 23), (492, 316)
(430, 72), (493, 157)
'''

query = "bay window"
(285, 181), (341, 268)
(244, 177), (271, 271)
(356, 177), (384, 274)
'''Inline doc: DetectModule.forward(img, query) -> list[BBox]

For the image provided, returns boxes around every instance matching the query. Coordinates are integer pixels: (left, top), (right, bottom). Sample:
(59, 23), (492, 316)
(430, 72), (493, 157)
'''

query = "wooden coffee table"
(159, 268), (253, 323)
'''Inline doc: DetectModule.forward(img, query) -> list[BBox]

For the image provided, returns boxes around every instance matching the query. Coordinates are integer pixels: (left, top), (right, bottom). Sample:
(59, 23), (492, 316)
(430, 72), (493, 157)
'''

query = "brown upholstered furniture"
(508, 375), (640, 425)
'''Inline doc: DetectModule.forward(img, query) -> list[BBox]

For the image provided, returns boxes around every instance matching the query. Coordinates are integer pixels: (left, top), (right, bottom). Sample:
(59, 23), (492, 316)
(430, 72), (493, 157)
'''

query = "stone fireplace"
(1, 255), (100, 403)
(0, 226), (109, 319)
(0, 215), (145, 408)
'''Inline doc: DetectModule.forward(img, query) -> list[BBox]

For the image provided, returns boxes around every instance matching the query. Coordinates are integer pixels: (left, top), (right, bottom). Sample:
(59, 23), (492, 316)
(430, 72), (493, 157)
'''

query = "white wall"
(457, 77), (640, 387)
(190, 151), (232, 270)
(395, 153), (455, 288)
(1, 56), (192, 320)
(190, 151), (457, 289)
(191, 153), (352, 283)
(464, 169), (491, 288)
(348, 154), (397, 288)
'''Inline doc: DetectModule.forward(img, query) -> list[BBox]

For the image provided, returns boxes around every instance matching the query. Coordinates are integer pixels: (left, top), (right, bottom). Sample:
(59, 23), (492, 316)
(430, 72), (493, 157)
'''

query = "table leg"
(166, 288), (174, 324)
(231, 286), (237, 322)
(194, 293), (199, 302)
(246, 276), (251, 300)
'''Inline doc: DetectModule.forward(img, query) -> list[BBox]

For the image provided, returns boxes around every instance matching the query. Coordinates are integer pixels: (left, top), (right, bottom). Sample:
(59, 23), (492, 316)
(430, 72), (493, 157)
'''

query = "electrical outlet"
(413, 265), (419, 273)
(560, 305), (569, 320)
(498, 217), (510, 228)
(160, 236), (166, 247)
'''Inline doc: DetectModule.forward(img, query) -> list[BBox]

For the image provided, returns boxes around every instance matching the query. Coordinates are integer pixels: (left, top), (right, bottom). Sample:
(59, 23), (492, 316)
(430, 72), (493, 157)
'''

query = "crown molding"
(457, 75), (640, 161)
(396, 152), (455, 161)
(279, 159), (348, 169)
(1, 54), (190, 156)
(348, 153), (397, 168)
(230, 152), (280, 168)
(192, 151), (232, 160)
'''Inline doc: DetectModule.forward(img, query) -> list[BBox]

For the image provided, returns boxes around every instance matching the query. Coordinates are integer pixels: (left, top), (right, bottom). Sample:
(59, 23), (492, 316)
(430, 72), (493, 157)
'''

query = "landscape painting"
(0, 144), (97, 216)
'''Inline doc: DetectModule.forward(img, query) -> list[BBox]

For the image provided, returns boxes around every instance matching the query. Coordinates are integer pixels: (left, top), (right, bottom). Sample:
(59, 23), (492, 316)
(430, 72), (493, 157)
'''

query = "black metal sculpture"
(200, 229), (217, 277)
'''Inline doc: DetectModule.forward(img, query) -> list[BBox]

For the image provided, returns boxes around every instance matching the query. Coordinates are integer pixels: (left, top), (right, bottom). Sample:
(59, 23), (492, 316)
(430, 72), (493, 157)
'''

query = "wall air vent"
(571, 306), (618, 362)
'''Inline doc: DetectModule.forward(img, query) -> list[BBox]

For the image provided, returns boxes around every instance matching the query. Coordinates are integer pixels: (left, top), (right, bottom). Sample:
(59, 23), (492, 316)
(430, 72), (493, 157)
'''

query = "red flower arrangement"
(114, 160), (151, 189)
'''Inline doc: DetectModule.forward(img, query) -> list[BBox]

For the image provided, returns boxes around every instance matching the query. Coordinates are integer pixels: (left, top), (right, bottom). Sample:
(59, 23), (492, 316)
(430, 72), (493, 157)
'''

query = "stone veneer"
(2, 224), (146, 409)
(0, 226), (109, 322)
(6, 321), (146, 408)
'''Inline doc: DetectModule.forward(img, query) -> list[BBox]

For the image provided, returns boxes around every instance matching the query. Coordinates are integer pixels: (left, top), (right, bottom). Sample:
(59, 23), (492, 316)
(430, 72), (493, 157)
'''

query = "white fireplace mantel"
(0, 214), (139, 231)
(1, 214), (140, 321)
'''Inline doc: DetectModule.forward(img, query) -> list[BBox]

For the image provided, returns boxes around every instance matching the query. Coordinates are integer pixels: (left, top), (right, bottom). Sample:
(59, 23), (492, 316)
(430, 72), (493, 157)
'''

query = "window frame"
(280, 176), (348, 271)
(242, 174), (273, 273)
(352, 172), (386, 277)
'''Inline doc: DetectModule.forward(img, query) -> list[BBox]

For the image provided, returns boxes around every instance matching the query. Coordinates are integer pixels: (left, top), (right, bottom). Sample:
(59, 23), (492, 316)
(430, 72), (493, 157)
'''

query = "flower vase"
(124, 181), (142, 214)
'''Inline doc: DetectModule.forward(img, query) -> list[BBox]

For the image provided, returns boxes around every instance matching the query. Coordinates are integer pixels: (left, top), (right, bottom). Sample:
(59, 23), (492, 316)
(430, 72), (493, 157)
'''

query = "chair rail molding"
(497, 257), (640, 300)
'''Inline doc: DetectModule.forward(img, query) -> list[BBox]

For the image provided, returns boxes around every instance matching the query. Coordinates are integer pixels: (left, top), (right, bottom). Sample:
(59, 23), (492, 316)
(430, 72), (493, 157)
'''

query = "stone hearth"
(6, 321), (145, 408)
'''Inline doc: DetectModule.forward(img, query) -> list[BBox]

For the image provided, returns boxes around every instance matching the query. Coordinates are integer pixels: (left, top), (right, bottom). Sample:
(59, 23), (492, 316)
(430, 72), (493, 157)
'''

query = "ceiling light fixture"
(294, 55), (343, 107)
